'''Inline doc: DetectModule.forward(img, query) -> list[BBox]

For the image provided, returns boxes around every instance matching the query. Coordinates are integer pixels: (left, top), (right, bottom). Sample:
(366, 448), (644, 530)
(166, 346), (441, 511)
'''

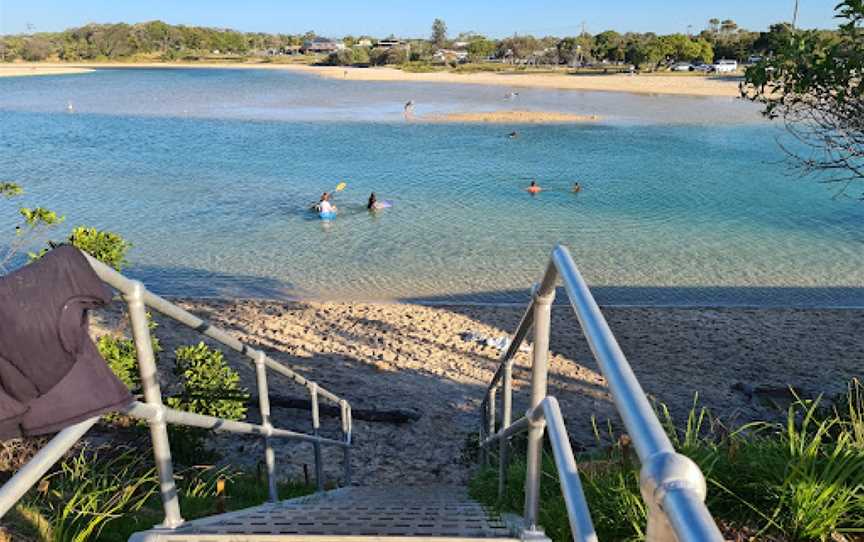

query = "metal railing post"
(498, 359), (513, 500)
(340, 400), (352, 486)
(255, 352), (278, 502)
(0, 417), (99, 518)
(523, 287), (555, 532)
(126, 282), (183, 529)
(310, 383), (324, 492)
(487, 387), (496, 465)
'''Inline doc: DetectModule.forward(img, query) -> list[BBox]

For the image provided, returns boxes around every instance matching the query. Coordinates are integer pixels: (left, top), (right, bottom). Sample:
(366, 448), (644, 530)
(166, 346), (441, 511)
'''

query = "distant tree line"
(0, 18), (836, 69)
(0, 21), (316, 61)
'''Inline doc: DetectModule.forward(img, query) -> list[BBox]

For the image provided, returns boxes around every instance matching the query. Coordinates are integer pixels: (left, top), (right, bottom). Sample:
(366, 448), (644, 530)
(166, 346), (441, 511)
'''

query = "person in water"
(572, 182), (582, 193)
(367, 192), (379, 210)
(527, 180), (542, 194)
(508, 131), (518, 139)
(318, 192), (337, 214)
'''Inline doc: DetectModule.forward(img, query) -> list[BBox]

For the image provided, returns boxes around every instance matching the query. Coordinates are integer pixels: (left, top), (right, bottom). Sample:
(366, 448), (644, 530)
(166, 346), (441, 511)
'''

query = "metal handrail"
(478, 245), (723, 542)
(0, 253), (353, 528)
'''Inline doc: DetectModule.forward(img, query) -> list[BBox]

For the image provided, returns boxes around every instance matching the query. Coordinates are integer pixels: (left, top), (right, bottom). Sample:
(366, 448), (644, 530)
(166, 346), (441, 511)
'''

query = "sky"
(0, 0), (839, 37)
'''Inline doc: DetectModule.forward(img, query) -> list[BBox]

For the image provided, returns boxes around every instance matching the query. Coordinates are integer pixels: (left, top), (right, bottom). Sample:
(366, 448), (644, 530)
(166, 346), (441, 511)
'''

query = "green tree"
(593, 30), (625, 62)
(20, 37), (51, 61)
(467, 37), (496, 61)
(431, 18), (447, 48)
(742, 0), (863, 198)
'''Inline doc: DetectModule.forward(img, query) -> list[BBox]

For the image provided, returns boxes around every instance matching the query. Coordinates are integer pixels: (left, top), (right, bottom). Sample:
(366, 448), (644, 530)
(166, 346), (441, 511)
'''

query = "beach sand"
(91, 300), (864, 486)
(418, 110), (600, 123)
(292, 65), (742, 97)
(0, 65), (94, 77)
(10, 62), (742, 97)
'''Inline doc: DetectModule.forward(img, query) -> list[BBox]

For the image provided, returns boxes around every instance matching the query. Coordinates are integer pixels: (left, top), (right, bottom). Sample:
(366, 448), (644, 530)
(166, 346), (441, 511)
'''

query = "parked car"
(692, 62), (711, 72)
(671, 62), (693, 72)
(711, 59), (738, 73)
(747, 55), (764, 64)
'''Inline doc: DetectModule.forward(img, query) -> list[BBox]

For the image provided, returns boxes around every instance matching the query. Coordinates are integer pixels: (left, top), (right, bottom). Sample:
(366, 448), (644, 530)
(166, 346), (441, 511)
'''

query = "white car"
(671, 62), (693, 72)
(711, 59), (738, 73)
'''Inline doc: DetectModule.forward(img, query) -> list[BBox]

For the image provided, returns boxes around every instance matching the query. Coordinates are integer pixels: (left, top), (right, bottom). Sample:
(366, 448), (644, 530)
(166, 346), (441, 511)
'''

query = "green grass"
(470, 381), (864, 542)
(6, 446), (314, 542)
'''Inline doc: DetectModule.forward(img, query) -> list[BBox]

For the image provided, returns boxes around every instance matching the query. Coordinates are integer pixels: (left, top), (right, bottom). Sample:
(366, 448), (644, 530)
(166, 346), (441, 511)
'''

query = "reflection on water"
(1, 69), (862, 307)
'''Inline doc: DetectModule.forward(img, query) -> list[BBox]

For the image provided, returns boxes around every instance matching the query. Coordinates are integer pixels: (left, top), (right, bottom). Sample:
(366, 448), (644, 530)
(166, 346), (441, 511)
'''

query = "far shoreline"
(0, 61), (742, 98)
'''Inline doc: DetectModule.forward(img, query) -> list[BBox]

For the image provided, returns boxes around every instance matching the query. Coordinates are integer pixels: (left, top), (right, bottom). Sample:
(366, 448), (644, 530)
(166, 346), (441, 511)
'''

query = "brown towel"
(0, 246), (132, 439)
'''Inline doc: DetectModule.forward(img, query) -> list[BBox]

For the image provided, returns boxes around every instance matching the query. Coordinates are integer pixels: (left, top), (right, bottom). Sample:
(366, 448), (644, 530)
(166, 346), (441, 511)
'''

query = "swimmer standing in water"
(572, 182), (582, 193)
(527, 180), (542, 194)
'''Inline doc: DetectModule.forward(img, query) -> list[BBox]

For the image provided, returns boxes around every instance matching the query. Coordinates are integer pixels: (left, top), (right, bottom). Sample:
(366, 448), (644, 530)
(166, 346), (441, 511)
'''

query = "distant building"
(452, 41), (470, 50)
(376, 38), (406, 49)
(433, 49), (469, 64)
(301, 37), (346, 54)
(356, 38), (373, 47)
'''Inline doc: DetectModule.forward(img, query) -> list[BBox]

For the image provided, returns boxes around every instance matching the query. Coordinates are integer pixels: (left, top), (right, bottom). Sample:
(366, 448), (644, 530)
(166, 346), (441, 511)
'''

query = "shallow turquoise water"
(1, 69), (862, 306)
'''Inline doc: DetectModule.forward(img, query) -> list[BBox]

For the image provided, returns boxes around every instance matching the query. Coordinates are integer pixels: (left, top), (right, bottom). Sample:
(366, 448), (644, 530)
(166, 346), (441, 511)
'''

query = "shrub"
(97, 336), (141, 392)
(68, 226), (131, 271)
(324, 48), (353, 66)
(370, 46), (408, 66)
(167, 342), (248, 421)
(166, 342), (248, 463)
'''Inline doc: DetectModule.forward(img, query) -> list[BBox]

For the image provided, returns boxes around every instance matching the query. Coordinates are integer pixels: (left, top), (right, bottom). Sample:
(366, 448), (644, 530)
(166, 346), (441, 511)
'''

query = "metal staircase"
(131, 486), (516, 542)
(0, 245), (725, 542)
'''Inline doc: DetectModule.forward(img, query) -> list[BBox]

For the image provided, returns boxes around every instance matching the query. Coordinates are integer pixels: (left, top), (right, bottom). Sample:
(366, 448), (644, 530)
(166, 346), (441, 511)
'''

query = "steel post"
(498, 360), (513, 499)
(126, 284), (183, 529)
(310, 383), (323, 492)
(523, 287), (555, 531)
(255, 352), (278, 502)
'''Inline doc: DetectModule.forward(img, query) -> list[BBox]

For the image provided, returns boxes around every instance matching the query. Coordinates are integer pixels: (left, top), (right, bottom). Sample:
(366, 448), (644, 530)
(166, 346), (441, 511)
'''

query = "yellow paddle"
(310, 182), (347, 211)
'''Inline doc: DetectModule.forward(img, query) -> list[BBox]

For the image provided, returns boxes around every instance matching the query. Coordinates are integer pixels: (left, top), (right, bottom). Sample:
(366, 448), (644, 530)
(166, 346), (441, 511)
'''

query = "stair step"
(130, 486), (518, 542)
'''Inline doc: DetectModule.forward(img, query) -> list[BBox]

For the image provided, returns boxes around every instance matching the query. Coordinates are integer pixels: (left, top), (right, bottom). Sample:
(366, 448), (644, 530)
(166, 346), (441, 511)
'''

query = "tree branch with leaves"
(741, 0), (863, 199)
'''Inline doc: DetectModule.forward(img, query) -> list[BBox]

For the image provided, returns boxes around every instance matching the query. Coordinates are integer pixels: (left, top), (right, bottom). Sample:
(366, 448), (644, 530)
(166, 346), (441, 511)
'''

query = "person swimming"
(572, 182), (582, 193)
(527, 180), (541, 194)
(367, 192), (382, 211)
(508, 131), (518, 139)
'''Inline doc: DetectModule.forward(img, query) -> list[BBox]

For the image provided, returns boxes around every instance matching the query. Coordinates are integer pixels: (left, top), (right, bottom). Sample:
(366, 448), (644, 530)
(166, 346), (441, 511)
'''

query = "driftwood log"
(252, 394), (421, 424)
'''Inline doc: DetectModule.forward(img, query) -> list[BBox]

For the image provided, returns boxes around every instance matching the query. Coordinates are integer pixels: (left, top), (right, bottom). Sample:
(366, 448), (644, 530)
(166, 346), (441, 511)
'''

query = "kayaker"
(319, 192), (337, 215)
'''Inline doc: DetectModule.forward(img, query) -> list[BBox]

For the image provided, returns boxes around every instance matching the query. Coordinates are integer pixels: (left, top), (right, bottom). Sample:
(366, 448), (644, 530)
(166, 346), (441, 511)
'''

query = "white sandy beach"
(0, 65), (94, 77)
(6, 62), (742, 97)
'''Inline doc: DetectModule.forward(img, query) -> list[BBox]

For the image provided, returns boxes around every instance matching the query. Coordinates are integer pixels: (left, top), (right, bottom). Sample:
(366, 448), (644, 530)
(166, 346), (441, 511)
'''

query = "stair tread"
(131, 486), (516, 541)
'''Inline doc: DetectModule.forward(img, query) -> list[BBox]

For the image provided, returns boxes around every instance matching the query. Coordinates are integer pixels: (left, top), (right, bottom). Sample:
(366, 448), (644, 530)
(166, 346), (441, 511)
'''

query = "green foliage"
(17, 447), (158, 542)
(470, 383), (864, 541)
(743, 1), (863, 197)
(68, 226), (132, 271)
(369, 46), (409, 65)
(431, 19), (448, 48)
(324, 48), (354, 66)
(97, 318), (160, 392)
(466, 38), (496, 61)
(167, 342), (249, 421)
(18, 207), (63, 229)
(1, 191), (64, 273)
(0, 182), (23, 198)
(10, 449), (314, 542)
(97, 336), (141, 391)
